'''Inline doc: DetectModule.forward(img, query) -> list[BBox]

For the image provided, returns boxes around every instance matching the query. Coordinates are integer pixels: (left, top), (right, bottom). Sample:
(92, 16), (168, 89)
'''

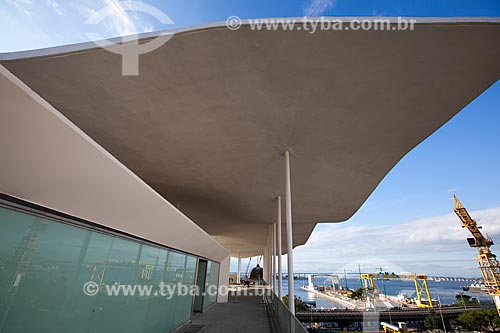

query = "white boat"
(462, 282), (489, 294)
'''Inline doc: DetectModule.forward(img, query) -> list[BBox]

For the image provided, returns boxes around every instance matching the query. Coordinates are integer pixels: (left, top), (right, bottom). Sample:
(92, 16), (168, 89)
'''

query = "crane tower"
(454, 195), (500, 314)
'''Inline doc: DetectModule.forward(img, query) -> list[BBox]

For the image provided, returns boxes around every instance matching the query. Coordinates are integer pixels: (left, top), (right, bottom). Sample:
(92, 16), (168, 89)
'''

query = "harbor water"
(275, 277), (492, 309)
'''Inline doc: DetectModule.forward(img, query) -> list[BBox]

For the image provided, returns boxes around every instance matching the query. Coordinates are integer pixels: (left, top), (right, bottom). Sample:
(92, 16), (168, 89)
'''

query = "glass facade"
(0, 204), (219, 333)
(203, 261), (220, 309)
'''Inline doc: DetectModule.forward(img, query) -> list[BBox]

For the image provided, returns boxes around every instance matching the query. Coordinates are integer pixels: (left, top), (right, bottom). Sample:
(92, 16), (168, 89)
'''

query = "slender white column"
(263, 242), (269, 283)
(277, 196), (283, 299)
(284, 150), (295, 314)
(268, 226), (272, 285)
(272, 222), (276, 293)
(270, 224), (274, 291)
(237, 254), (241, 284)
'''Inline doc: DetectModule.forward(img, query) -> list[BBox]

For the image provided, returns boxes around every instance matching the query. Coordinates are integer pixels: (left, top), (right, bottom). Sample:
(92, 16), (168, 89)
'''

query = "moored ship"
(462, 282), (489, 294)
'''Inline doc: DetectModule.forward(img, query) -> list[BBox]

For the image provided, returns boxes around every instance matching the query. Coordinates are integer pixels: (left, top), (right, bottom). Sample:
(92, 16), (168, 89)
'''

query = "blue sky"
(1, 0), (500, 277)
(2, 0), (500, 52)
(293, 82), (500, 276)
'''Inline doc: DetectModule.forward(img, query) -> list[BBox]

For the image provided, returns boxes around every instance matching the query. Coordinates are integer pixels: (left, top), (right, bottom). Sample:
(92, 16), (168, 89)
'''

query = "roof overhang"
(2, 17), (500, 257)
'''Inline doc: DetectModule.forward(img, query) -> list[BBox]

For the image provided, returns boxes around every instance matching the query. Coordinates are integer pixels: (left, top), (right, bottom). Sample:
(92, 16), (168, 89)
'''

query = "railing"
(265, 291), (308, 333)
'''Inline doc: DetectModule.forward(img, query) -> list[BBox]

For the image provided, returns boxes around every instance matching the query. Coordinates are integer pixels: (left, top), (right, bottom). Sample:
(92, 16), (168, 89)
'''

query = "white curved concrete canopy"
(2, 18), (500, 257)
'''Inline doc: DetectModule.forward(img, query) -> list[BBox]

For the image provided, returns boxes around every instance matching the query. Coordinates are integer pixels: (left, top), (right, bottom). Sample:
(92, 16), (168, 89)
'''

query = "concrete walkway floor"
(184, 291), (272, 333)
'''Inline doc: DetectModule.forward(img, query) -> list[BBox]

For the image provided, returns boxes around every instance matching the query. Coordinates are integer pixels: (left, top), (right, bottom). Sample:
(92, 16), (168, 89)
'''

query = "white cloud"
(305, 206), (500, 251)
(5, 0), (35, 16)
(84, 0), (139, 36)
(303, 0), (337, 17)
(46, 0), (64, 16)
(143, 23), (154, 33)
(337, 259), (408, 275)
(293, 206), (500, 276)
(0, 0), (167, 52)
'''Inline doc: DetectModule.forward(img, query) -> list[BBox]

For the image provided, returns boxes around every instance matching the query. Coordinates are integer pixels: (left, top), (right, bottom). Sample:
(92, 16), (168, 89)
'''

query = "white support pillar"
(264, 241), (270, 284)
(272, 222), (276, 293)
(237, 254), (241, 284)
(284, 150), (295, 314)
(270, 224), (274, 291)
(268, 226), (272, 285)
(277, 196), (283, 299)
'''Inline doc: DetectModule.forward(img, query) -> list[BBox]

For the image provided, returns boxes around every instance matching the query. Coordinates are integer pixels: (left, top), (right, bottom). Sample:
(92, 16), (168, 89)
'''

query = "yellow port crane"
(454, 195), (500, 314)
(361, 273), (433, 308)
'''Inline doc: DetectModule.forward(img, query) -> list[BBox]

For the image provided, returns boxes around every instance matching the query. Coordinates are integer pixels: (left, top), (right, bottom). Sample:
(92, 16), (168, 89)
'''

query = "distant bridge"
(280, 273), (479, 282)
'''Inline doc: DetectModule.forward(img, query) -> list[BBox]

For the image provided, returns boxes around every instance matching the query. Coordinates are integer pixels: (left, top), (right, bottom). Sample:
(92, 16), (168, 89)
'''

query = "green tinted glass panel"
(0, 206), (198, 333)
(203, 261), (220, 309)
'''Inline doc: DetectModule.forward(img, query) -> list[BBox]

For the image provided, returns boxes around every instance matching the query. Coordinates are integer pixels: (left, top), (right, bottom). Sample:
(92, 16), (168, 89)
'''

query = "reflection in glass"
(0, 206), (206, 333)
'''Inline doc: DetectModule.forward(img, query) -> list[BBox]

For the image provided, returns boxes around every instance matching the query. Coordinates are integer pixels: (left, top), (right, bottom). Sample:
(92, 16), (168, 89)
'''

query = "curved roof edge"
(1, 16), (500, 61)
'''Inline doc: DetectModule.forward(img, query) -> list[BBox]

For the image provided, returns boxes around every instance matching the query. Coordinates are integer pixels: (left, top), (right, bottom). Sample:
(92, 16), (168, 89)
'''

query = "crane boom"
(454, 195), (500, 315)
